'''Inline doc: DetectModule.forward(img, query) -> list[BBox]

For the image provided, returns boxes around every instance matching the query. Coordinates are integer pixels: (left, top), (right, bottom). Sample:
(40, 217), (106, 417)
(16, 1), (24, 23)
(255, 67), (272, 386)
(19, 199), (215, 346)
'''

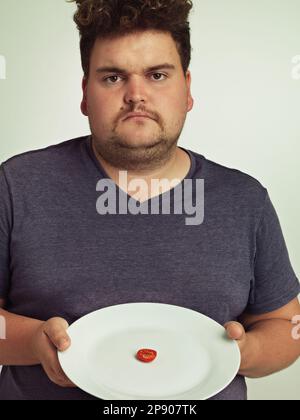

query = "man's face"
(81, 30), (194, 171)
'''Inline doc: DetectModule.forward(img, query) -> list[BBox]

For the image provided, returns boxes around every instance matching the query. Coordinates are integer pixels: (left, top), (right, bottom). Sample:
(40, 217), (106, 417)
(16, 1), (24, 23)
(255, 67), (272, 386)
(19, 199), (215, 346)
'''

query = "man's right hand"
(30, 317), (76, 388)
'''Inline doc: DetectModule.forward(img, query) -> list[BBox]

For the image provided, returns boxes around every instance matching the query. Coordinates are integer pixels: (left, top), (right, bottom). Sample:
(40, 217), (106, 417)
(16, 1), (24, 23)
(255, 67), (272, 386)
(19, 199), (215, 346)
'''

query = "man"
(0, 0), (299, 400)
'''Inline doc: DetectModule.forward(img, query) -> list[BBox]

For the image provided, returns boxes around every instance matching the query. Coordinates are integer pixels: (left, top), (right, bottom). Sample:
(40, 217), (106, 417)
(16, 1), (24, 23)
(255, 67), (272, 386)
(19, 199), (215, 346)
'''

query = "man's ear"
(81, 77), (88, 116)
(186, 70), (194, 113)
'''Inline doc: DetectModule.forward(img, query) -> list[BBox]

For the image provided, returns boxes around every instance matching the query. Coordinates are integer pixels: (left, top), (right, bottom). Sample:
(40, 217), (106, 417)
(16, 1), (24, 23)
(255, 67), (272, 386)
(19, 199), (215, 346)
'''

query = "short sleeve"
(246, 190), (300, 314)
(0, 165), (12, 299)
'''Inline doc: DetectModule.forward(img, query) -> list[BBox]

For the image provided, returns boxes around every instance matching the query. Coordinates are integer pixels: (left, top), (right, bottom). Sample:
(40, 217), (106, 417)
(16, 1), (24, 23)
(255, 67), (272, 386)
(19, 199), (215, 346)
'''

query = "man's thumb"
(43, 317), (71, 351)
(224, 321), (246, 341)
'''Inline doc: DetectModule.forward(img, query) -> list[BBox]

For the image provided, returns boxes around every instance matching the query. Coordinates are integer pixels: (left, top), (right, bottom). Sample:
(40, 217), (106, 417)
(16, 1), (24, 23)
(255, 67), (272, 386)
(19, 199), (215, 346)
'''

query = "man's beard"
(91, 131), (181, 172)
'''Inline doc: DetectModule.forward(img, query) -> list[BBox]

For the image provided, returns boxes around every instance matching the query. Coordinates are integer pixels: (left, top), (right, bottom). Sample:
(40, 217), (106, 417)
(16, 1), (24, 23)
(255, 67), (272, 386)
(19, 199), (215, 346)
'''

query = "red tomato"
(136, 349), (157, 363)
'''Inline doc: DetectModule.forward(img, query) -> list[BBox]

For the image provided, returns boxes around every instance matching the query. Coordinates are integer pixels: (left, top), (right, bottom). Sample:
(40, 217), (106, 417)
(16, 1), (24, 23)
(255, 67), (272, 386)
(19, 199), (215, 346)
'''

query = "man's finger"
(41, 344), (76, 388)
(43, 362), (76, 388)
(55, 366), (77, 388)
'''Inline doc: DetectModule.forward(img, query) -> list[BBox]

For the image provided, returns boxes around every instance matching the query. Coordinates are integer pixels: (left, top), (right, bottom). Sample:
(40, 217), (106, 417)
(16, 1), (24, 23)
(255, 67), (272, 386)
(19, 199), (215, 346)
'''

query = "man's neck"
(92, 141), (191, 202)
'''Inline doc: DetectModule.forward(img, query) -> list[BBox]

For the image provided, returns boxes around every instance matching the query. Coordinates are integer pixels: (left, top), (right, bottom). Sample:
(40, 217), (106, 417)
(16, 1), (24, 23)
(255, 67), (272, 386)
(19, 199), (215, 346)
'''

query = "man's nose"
(124, 76), (148, 105)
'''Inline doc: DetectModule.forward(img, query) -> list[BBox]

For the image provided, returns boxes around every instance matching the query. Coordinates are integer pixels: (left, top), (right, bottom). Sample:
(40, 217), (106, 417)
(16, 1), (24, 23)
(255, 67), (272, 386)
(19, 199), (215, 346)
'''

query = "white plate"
(58, 303), (240, 400)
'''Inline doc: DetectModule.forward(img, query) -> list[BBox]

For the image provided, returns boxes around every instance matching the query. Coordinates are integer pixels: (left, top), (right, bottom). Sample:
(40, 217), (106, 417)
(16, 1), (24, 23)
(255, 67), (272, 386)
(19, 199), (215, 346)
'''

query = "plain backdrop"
(0, 0), (299, 400)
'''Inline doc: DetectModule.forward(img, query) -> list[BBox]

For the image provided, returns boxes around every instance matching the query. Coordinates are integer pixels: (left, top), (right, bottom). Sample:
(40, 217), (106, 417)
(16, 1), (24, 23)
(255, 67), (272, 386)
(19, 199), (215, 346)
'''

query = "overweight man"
(0, 0), (299, 400)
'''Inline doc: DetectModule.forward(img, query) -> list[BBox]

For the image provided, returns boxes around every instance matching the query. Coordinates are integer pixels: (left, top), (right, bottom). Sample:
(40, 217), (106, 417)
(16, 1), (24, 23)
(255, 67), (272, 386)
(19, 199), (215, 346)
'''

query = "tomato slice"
(136, 348), (157, 363)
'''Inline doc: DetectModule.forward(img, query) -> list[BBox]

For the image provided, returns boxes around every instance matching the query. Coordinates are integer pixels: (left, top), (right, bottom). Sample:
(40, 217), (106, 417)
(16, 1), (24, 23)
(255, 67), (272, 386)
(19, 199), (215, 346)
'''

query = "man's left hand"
(224, 321), (249, 373)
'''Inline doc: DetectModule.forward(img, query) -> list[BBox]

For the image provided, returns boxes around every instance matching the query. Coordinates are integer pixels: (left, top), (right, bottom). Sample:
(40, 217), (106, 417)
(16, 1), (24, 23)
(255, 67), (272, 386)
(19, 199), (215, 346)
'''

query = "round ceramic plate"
(58, 302), (240, 400)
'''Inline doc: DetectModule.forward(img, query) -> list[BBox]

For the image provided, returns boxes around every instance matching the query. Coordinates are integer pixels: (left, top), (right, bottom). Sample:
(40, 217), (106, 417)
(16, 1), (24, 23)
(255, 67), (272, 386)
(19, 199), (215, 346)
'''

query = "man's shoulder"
(189, 149), (268, 204)
(1, 136), (89, 178)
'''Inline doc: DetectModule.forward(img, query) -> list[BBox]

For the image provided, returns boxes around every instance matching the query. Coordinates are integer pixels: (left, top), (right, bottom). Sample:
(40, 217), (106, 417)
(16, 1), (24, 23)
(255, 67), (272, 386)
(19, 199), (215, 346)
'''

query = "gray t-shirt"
(0, 135), (299, 400)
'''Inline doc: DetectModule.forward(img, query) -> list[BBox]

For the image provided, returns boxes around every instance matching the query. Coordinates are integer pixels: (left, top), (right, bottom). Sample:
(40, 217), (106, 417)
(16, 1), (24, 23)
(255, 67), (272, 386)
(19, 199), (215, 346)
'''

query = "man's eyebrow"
(96, 63), (176, 74)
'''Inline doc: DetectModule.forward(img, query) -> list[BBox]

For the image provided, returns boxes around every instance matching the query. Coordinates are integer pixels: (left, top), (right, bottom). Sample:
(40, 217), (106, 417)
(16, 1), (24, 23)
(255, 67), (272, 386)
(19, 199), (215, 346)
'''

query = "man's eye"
(104, 75), (122, 84)
(151, 73), (167, 81)
(103, 73), (167, 84)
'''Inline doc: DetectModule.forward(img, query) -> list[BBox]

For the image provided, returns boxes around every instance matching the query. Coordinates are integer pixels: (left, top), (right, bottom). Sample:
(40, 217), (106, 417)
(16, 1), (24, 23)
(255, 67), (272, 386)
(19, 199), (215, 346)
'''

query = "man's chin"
(92, 133), (179, 171)
(116, 138), (162, 150)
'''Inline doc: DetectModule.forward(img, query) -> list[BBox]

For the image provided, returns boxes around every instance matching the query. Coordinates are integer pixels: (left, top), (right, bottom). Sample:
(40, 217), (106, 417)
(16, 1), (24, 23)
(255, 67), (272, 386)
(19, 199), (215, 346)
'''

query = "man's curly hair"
(68, 0), (193, 79)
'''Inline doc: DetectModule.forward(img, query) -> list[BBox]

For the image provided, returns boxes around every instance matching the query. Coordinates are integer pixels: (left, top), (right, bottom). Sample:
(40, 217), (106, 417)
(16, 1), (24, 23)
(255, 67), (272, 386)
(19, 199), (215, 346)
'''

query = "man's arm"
(0, 307), (75, 387)
(0, 307), (44, 365)
(225, 298), (300, 378)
